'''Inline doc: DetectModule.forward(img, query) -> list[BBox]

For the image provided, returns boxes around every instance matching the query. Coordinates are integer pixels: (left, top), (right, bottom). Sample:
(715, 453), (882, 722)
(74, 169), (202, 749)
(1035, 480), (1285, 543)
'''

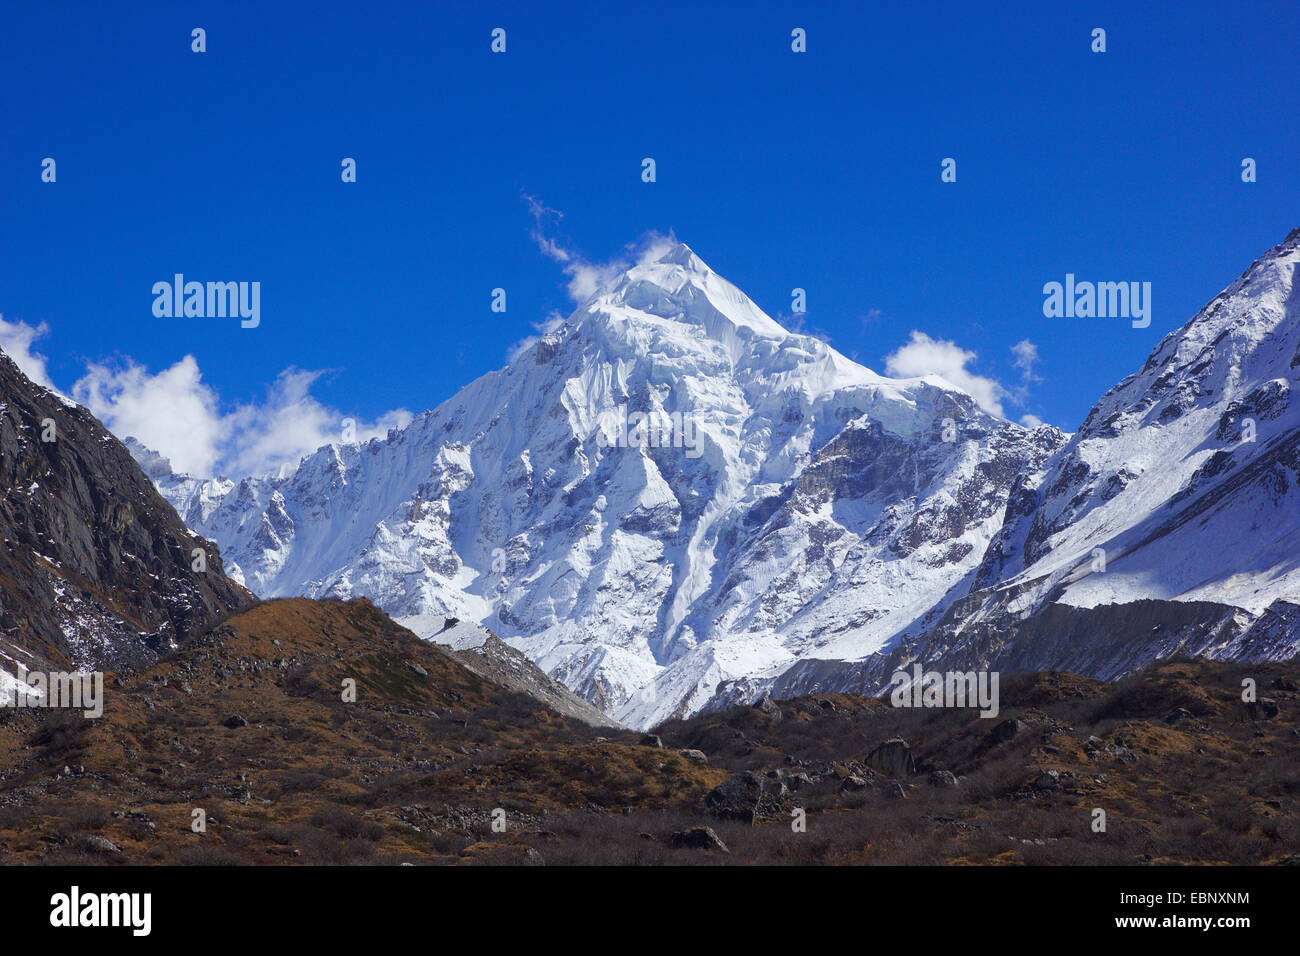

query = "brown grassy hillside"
(0, 597), (1295, 865)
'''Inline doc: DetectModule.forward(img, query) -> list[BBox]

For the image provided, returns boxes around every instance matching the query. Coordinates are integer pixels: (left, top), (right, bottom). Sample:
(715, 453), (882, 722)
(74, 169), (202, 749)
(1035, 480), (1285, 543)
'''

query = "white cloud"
(884, 332), (1051, 425)
(0, 315), (55, 389)
(634, 233), (679, 268)
(514, 195), (678, 363)
(72, 357), (412, 479)
(885, 331), (1008, 417)
(217, 368), (413, 478)
(561, 260), (625, 303)
(1009, 339), (1047, 424)
(0, 321), (412, 477)
(73, 356), (227, 476)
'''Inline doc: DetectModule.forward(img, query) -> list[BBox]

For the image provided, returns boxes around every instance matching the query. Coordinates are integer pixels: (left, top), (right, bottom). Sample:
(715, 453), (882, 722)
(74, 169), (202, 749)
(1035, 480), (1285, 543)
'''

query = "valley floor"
(0, 598), (1295, 866)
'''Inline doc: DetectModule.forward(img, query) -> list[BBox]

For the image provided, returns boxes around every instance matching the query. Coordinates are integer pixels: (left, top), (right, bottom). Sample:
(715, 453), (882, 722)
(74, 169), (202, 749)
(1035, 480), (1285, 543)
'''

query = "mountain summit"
(597, 239), (794, 340)
(149, 241), (1062, 727)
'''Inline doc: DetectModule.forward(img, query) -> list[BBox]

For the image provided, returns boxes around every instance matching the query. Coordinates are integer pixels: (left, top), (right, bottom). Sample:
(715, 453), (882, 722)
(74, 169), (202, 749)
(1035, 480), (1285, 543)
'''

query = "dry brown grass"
(1, 603), (1295, 866)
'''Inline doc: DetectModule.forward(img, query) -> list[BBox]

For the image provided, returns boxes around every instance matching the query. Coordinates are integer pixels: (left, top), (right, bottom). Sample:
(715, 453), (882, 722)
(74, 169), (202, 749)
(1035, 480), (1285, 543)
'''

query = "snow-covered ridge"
(976, 227), (1300, 616)
(701, 230), (1300, 711)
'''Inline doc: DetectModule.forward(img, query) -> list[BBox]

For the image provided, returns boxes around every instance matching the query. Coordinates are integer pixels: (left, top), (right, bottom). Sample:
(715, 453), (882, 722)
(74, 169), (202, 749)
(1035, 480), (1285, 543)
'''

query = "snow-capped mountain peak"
(589, 239), (793, 342)
(142, 240), (1062, 728)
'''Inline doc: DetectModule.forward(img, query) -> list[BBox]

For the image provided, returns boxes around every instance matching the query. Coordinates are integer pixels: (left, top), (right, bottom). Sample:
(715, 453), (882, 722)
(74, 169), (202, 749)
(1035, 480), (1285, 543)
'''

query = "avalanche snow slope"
(150, 242), (1061, 728)
(739, 227), (1300, 706)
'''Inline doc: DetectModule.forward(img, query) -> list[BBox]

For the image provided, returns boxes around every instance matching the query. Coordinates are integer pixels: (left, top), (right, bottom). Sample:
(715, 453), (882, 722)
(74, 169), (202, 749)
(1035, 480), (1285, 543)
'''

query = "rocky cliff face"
(0, 352), (251, 675)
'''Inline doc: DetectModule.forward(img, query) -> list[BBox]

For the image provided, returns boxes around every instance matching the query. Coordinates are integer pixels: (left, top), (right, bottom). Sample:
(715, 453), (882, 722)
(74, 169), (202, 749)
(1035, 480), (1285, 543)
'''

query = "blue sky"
(1, 0), (1296, 475)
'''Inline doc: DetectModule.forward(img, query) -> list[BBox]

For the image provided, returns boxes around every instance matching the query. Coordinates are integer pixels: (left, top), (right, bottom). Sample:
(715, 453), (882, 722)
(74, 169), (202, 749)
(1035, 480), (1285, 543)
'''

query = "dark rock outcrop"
(0, 350), (252, 672)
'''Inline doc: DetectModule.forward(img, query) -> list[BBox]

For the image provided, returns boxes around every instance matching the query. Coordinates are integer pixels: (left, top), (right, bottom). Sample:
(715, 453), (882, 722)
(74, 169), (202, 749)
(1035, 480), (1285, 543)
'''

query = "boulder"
(927, 770), (959, 788)
(670, 826), (729, 852)
(85, 836), (121, 854)
(866, 737), (916, 777)
(705, 771), (791, 823)
(1032, 770), (1061, 791)
(788, 771), (814, 791)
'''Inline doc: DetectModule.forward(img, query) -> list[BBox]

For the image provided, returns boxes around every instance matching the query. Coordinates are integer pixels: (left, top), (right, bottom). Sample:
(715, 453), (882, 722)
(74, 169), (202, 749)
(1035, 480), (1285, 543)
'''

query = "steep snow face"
(148, 242), (1060, 728)
(976, 229), (1300, 618)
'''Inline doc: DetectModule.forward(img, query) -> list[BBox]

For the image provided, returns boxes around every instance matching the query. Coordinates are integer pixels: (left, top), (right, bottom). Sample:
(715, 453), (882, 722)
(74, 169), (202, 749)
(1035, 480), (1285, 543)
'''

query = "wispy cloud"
(860, 308), (884, 329)
(513, 195), (679, 362)
(504, 309), (568, 365)
(525, 193), (675, 304)
(885, 331), (1010, 417)
(1010, 338), (1043, 384)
